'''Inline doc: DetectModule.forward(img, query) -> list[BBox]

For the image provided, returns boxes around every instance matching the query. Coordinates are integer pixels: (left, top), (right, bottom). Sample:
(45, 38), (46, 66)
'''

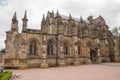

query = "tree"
(111, 27), (120, 37)
(0, 49), (5, 53)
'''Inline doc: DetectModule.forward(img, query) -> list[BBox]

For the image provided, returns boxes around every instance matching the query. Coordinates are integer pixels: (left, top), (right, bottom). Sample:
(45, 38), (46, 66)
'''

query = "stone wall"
(5, 11), (120, 68)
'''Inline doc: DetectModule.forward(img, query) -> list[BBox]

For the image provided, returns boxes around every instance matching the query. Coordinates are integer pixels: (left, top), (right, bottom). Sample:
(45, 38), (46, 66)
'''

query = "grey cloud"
(97, 1), (120, 28)
(0, 0), (120, 50)
(60, 0), (120, 29)
(0, 0), (7, 6)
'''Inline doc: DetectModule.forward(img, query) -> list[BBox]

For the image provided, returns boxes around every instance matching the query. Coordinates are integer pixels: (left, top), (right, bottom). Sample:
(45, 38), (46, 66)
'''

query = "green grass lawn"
(0, 71), (12, 80)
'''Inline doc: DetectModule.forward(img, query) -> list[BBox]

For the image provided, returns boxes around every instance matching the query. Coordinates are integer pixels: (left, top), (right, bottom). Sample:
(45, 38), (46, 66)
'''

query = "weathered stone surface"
(5, 11), (120, 68)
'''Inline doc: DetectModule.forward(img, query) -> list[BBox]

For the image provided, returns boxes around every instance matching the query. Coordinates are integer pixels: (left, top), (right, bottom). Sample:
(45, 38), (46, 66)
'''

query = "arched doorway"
(109, 53), (114, 62)
(90, 45), (98, 63)
(90, 50), (97, 63)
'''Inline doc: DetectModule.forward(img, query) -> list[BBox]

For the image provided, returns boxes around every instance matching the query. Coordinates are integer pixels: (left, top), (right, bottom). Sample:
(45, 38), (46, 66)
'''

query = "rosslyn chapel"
(5, 10), (120, 68)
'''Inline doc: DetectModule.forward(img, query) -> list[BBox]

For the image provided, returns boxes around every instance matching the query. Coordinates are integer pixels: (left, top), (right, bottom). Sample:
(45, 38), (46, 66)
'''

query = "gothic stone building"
(5, 11), (120, 68)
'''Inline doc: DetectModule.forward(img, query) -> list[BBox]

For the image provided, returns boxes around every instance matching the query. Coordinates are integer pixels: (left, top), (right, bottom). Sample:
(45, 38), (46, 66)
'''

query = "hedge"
(0, 71), (12, 80)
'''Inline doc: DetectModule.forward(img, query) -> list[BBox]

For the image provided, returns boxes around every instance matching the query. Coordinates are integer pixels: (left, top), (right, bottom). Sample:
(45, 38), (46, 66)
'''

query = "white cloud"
(0, 0), (120, 50)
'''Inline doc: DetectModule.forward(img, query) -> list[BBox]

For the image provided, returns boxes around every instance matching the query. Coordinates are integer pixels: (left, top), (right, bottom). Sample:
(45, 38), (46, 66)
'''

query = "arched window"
(29, 40), (37, 55)
(78, 46), (80, 55)
(77, 27), (81, 37)
(65, 25), (68, 35)
(47, 40), (54, 55)
(63, 42), (68, 55)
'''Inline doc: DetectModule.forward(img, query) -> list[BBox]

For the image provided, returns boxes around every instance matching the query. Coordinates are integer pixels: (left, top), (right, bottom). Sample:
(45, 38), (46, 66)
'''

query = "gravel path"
(9, 63), (120, 80)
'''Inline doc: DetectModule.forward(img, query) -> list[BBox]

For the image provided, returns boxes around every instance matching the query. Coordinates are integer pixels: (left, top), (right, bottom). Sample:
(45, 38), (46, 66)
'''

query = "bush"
(0, 49), (5, 53)
(0, 71), (12, 80)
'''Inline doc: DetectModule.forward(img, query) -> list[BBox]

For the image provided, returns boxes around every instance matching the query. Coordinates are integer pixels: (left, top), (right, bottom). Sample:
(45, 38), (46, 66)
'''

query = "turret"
(46, 11), (51, 25)
(68, 14), (74, 23)
(51, 10), (54, 18)
(41, 14), (46, 26)
(55, 10), (62, 25)
(56, 10), (61, 18)
(11, 12), (18, 33)
(69, 14), (72, 20)
(79, 16), (86, 28)
(79, 16), (84, 23)
(72, 21), (77, 36)
(22, 10), (28, 32)
(41, 14), (47, 33)
(46, 11), (52, 19)
(55, 10), (63, 34)
(67, 14), (74, 36)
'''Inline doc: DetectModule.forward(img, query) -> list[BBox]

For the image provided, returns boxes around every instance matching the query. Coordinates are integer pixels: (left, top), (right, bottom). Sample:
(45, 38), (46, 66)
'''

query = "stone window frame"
(47, 39), (56, 57)
(29, 39), (37, 55)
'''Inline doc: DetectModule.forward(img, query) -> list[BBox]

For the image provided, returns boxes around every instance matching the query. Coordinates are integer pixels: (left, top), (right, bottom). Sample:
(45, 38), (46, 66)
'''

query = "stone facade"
(5, 11), (120, 68)
(0, 53), (4, 72)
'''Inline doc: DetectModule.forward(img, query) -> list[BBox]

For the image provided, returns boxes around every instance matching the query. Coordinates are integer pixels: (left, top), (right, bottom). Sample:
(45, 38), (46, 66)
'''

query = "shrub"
(0, 71), (12, 80)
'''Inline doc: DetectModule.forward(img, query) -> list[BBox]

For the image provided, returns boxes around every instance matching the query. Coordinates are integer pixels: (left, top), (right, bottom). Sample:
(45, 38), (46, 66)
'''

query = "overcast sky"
(0, 0), (120, 50)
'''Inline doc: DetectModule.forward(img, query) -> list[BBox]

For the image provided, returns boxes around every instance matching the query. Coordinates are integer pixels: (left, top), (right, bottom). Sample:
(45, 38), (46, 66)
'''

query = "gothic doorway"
(109, 53), (114, 62)
(90, 50), (97, 63)
(90, 44), (99, 63)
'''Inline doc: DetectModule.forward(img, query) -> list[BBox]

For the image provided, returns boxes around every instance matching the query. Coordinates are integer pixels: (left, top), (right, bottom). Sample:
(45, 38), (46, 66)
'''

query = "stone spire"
(12, 12), (18, 23)
(69, 14), (72, 20)
(79, 16), (84, 23)
(47, 10), (51, 18)
(12, 12), (17, 19)
(23, 10), (27, 20)
(42, 14), (45, 21)
(56, 10), (61, 18)
(46, 11), (51, 23)
(51, 10), (54, 17)
(22, 10), (28, 32)
(11, 12), (18, 33)
(68, 14), (74, 23)
(41, 14), (46, 25)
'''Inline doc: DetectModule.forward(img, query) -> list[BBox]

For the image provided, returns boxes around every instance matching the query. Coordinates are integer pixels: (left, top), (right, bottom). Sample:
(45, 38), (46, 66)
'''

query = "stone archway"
(90, 45), (98, 63)
(90, 50), (97, 63)
(47, 39), (56, 56)
(27, 37), (40, 55)
(63, 39), (71, 56)
(29, 39), (37, 55)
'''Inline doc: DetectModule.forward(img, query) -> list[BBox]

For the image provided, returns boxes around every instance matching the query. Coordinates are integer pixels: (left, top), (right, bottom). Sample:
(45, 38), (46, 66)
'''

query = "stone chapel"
(5, 10), (120, 68)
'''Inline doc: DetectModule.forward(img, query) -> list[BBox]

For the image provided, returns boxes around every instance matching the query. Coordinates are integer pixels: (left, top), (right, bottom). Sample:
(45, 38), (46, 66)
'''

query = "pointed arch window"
(63, 42), (68, 55)
(29, 40), (37, 55)
(78, 46), (81, 55)
(47, 40), (54, 55)
(77, 27), (81, 37)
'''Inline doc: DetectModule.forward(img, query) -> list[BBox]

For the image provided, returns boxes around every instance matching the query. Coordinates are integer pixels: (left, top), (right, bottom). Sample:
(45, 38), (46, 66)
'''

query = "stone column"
(86, 47), (92, 64)
(58, 46), (66, 66)
(40, 37), (48, 68)
(114, 53), (119, 62)
(40, 52), (48, 68)
(73, 45), (80, 65)
(114, 42), (119, 62)
(96, 48), (102, 63)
